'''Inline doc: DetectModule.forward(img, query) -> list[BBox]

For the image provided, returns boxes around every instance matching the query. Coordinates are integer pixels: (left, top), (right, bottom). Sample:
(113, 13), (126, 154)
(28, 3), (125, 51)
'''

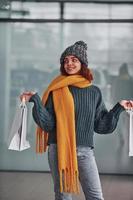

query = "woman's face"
(63, 55), (81, 75)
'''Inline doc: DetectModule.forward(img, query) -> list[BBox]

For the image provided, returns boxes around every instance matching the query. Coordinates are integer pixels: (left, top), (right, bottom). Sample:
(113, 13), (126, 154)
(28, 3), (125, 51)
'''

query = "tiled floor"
(0, 172), (133, 200)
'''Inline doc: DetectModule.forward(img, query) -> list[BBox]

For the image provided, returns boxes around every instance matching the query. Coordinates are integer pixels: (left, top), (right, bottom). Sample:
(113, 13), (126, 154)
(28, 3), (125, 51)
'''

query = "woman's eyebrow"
(64, 56), (77, 61)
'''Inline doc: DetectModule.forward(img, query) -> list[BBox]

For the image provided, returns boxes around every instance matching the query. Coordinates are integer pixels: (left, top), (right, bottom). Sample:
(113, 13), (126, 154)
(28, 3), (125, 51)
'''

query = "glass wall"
(0, 1), (133, 173)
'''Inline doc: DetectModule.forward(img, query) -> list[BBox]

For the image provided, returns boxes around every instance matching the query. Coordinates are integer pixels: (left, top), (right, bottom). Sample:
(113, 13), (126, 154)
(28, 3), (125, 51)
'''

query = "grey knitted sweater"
(29, 85), (124, 148)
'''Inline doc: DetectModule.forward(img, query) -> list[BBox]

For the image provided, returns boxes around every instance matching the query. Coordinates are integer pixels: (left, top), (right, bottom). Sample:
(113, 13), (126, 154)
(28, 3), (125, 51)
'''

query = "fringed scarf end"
(59, 169), (80, 194)
(36, 128), (48, 153)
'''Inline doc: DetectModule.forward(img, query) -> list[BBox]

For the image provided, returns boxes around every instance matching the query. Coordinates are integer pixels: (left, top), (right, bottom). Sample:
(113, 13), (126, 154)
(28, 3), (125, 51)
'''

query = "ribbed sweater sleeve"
(94, 88), (125, 134)
(29, 93), (56, 132)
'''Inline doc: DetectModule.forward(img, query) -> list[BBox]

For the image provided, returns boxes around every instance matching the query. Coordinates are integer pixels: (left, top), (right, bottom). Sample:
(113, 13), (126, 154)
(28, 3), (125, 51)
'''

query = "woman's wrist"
(119, 100), (133, 110)
(20, 91), (36, 102)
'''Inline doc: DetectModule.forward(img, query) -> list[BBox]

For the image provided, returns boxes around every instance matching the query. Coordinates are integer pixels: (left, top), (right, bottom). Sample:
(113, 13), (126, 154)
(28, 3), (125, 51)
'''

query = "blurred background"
(0, 0), (133, 174)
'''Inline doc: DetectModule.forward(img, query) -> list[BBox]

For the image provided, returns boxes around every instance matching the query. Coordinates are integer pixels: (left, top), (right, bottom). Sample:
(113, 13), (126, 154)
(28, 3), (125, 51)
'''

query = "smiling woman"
(1, 1), (133, 199)
(20, 40), (133, 200)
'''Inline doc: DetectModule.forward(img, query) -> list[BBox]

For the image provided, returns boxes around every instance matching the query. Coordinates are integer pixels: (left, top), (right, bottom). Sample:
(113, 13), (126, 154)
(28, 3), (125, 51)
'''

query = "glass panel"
(111, 4), (133, 19)
(0, 0), (11, 18)
(64, 3), (133, 19)
(10, 2), (59, 19)
(64, 3), (109, 19)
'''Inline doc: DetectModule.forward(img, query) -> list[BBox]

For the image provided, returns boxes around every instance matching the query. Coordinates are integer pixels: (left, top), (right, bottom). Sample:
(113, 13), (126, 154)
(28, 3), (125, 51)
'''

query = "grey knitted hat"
(60, 41), (88, 67)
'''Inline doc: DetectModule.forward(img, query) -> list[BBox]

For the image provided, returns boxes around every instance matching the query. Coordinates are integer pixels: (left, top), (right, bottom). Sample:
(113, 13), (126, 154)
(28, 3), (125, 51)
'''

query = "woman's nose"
(67, 60), (72, 66)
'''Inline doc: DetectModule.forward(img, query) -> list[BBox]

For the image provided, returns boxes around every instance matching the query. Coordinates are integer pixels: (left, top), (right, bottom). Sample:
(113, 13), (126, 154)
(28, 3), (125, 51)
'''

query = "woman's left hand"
(120, 100), (133, 110)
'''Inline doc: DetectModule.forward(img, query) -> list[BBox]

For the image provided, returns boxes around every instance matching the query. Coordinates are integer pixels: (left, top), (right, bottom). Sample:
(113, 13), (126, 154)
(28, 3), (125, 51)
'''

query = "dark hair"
(60, 63), (93, 82)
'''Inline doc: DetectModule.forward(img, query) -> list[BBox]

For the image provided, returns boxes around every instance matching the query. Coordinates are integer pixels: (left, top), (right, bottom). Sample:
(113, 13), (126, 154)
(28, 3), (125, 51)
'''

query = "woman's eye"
(64, 59), (68, 63)
(73, 58), (78, 62)
(64, 58), (78, 63)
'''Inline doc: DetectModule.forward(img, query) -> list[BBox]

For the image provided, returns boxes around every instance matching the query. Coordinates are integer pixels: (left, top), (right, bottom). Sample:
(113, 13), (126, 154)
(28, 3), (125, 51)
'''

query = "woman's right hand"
(20, 91), (36, 102)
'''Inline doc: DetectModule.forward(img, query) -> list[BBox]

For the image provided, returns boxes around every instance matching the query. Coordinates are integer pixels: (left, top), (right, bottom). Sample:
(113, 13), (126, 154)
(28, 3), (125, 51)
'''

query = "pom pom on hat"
(74, 41), (87, 50)
(60, 40), (88, 67)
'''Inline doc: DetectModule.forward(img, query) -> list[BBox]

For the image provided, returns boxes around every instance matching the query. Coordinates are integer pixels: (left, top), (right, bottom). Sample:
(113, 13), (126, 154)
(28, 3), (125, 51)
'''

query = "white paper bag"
(127, 109), (133, 156)
(8, 99), (30, 151)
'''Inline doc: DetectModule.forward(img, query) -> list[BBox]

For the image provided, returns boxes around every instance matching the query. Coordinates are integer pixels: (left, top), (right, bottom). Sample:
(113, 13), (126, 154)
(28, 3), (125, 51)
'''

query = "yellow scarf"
(36, 75), (92, 194)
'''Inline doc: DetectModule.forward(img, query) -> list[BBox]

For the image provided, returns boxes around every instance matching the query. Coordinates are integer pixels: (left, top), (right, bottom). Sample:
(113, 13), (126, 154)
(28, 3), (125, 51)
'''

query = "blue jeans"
(48, 144), (104, 200)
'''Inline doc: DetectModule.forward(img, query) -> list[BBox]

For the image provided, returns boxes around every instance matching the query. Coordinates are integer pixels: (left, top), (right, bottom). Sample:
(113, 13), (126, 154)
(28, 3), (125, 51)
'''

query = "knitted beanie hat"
(60, 41), (88, 67)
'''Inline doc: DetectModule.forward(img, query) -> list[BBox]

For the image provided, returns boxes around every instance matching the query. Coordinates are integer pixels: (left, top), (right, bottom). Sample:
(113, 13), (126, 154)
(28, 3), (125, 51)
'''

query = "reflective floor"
(0, 172), (133, 200)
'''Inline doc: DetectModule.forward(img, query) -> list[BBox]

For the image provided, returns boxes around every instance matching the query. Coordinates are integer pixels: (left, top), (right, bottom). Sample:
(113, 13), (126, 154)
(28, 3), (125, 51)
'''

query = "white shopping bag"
(127, 109), (133, 156)
(8, 98), (30, 151)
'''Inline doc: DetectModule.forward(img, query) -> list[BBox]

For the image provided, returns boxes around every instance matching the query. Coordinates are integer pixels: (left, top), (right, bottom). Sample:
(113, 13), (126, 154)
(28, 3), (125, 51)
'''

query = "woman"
(20, 41), (133, 200)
